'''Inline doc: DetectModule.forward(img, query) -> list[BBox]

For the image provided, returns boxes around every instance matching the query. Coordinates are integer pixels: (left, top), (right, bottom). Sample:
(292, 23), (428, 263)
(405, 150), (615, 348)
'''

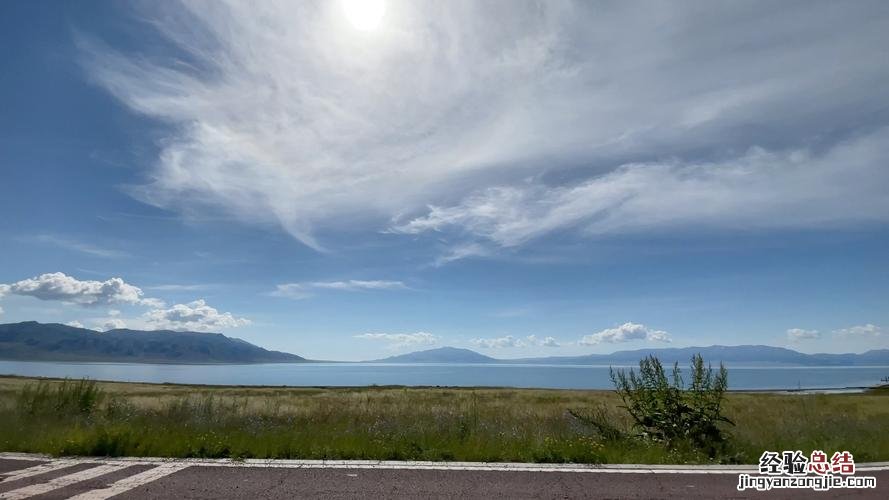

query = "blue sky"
(1, 0), (887, 361)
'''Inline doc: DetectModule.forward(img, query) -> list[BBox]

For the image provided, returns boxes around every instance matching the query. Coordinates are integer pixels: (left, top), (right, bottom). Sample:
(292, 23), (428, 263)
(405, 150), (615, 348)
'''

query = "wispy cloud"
(78, 1), (889, 260)
(355, 332), (438, 349)
(25, 234), (129, 259)
(146, 284), (217, 292)
(579, 322), (671, 345)
(272, 280), (407, 299)
(395, 133), (889, 259)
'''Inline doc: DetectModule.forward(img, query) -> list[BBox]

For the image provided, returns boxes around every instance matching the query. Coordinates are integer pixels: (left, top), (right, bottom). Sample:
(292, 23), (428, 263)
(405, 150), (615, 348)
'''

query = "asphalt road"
(1, 456), (886, 499)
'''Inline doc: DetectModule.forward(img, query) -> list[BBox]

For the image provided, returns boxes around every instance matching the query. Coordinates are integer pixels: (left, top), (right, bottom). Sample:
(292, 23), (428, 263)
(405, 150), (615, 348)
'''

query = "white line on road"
(0, 460), (79, 483)
(0, 464), (129, 500)
(66, 463), (190, 500)
(2, 453), (889, 475)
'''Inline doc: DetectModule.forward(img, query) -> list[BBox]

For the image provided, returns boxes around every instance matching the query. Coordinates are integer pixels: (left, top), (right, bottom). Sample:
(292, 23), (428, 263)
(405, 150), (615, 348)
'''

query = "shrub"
(17, 379), (104, 416)
(610, 354), (733, 455)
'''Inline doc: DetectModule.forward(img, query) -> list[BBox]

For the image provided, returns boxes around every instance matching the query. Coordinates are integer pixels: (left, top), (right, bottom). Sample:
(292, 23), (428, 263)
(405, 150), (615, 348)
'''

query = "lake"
(1, 361), (888, 390)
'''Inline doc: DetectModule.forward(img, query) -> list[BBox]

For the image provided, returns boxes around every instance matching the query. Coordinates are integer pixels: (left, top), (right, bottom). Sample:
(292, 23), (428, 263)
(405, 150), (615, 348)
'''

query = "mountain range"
(1, 322), (887, 366)
(369, 345), (889, 366)
(0, 321), (303, 363)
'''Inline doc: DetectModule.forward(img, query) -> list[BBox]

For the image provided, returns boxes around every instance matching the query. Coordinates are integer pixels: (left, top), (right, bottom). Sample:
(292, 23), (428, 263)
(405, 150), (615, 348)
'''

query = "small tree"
(610, 354), (733, 454)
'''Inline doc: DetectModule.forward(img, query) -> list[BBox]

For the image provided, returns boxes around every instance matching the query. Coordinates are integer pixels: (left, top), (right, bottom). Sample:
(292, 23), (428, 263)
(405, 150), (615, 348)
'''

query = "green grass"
(0, 376), (887, 464)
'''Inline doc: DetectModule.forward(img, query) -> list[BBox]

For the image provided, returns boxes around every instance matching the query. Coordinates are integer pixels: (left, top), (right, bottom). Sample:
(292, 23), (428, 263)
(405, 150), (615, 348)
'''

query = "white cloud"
(355, 332), (438, 349)
(0, 305), (4, 316)
(79, 2), (889, 255)
(26, 234), (129, 259)
(395, 132), (889, 254)
(526, 335), (560, 347)
(787, 328), (820, 341)
(272, 280), (406, 299)
(65, 320), (85, 328)
(146, 284), (215, 292)
(98, 318), (127, 331)
(0, 272), (162, 307)
(833, 324), (882, 338)
(579, 322), (671, 345)
(471, 335), (526, 349)
(143, 300), (251, 332)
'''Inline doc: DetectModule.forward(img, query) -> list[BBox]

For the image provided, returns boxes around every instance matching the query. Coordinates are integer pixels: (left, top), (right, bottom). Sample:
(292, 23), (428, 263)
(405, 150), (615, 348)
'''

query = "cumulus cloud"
(471, 335), (526, 349)
(787, 328), (820, 341)
(0, 272), (162, 307)
(143, 300), (251, 332)
(579, 322), (671, 345)
(833, 324), (882, 338)
(98, 318), (127, 331)
(526, 335), (560, 347)
(78, 1), (889, 256)
(355, 332), (438, 349)
(65, 320), (85, 328)
(272, 280), (407, 299)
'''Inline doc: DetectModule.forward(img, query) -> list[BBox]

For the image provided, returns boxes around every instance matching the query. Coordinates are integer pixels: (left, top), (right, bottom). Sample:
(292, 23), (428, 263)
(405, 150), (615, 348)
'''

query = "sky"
(0, 0), (887, 361)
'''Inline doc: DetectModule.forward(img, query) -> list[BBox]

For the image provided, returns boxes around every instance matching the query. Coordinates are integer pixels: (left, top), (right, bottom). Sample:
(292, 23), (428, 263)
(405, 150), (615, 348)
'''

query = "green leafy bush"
(610, 354), (733, 455)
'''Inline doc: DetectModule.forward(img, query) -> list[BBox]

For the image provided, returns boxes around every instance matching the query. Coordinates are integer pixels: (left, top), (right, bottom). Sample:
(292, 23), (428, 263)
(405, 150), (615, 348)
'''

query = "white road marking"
(1, 453), (888, 475)
(0, 460), (80, 483)
(0, 464), (129, 500)
(66, 463), (190, 500)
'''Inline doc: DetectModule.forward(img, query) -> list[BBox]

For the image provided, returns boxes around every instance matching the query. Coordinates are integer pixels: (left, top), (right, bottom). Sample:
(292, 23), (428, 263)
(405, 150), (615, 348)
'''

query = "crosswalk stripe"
(0, 464), (129, 500)
(0, 461), (81, 483)
(66, 464), (189, 500)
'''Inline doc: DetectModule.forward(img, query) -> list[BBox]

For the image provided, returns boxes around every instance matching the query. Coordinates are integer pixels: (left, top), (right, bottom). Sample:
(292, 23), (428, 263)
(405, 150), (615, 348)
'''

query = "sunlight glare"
(341, 0), (387, 32)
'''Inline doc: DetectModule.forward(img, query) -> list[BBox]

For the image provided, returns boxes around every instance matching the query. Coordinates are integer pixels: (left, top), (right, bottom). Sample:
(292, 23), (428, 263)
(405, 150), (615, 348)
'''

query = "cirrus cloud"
(78, 1), (889, 258)
(272, 280), (407, 299)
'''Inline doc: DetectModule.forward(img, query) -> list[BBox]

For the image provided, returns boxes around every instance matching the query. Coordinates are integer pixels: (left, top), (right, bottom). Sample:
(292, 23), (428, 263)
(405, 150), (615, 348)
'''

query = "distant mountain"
(370, 347), (497, 363)
(0, 321), (305, 363)
(514, 345), (889, 366)
(367, 344), (889, 366)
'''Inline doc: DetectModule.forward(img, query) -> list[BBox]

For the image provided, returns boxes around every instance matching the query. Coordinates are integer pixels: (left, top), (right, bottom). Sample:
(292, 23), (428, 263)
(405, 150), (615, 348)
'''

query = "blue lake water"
(1, 361), (888, 390)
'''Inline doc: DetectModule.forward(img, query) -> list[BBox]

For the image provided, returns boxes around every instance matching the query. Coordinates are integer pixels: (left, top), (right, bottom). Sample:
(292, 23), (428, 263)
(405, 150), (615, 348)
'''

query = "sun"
(341, 0), (387, 31)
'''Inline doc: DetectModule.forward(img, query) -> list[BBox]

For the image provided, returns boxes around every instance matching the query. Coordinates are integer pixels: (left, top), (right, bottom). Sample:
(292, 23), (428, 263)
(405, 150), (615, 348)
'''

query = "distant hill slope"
(370, 347), (497, 363)
(0, 321), (305, 364)
(367, 344), (889, 366)
(513, 345), (889, 366)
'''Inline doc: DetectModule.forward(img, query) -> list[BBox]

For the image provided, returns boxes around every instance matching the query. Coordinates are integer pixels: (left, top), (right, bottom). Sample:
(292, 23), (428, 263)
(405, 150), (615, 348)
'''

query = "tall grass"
(0, 377), (887, 464)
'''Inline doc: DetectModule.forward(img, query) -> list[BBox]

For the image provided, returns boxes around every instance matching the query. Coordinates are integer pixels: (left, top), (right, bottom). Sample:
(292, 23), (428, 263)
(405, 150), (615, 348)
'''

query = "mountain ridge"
(0, 321), (305, 364)
(366, 344), (889, 366)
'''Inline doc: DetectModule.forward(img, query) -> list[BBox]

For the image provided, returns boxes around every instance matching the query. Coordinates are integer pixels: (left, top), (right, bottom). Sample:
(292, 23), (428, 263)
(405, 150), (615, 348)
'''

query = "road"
(1, 454), (886, 499)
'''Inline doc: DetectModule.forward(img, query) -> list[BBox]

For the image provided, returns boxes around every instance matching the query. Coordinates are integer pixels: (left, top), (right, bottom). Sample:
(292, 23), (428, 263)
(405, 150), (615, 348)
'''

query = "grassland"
(0, 376), (887, 464)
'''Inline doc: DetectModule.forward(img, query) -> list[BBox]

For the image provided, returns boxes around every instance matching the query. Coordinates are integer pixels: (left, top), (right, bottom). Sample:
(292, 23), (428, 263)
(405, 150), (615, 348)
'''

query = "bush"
(17, 379), (104, 416)
(610, 354), (733, 455)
